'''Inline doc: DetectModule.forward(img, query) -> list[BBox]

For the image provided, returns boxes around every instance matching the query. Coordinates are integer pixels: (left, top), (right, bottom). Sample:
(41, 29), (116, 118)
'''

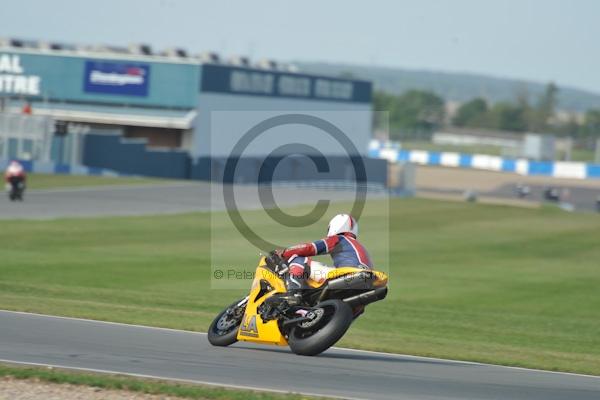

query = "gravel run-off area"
(0, 377), (177, 400)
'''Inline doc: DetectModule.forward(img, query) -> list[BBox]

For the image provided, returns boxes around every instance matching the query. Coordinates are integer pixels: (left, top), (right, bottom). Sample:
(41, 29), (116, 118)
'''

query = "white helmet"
(327, 214), (358, 237)
(7, 161), (23, 174)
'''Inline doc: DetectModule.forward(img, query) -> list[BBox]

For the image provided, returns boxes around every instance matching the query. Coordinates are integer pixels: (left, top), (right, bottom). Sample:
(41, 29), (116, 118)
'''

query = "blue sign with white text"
(84, 61), (150, 97)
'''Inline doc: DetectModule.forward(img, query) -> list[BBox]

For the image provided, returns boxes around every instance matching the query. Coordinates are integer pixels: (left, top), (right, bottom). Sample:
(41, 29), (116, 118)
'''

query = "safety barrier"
(368, 142), (600, 180)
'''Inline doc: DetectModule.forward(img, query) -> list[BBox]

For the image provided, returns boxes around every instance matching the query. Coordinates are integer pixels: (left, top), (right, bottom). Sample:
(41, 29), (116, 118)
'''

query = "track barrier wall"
(80, 134), (389, 184)
(369, 141), (600, 180)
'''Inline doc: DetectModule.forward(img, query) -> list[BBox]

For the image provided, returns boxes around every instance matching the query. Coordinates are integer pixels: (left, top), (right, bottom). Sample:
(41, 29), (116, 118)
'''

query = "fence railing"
(0, 113), (54, 161)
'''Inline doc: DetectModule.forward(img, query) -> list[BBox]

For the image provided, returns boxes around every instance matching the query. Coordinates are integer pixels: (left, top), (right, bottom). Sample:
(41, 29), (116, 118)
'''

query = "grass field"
(27, 173), (166, 190)
(1, 199), (600, 375)
(400, 141), (505, 156)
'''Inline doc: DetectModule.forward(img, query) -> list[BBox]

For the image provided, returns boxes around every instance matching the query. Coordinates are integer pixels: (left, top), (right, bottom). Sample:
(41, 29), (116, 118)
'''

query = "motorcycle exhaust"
(318, 272), (377, 302)
(327, 272), (375, 291)
(343, 286), (388, 307)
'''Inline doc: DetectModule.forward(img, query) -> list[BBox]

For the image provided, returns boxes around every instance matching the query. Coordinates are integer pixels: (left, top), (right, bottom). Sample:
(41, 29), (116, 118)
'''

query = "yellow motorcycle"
(208, 252), (388, 356)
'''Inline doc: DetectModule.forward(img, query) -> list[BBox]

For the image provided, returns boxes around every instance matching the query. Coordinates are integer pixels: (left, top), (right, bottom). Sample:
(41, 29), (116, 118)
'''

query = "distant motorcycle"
(208, 252), (388, 356)
(515, 184), (531, 198)
(6, 177), (25, 201)
(544, 187), (560, 202)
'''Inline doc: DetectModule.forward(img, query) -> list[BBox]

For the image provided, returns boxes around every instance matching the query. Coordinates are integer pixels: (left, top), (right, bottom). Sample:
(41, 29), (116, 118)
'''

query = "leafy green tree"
(372, 91), (396, 132)
(487, 102), (529, 132)
(448, 84), (562, 134)
(394, 90), (445, 133)
(582, 109), (600, 138)
(452, 98), (488, 127)
(373, 90), (445, 139)
(530, 82), (559, 131)
(557, 116), (581, 137)
(515, 88), (536, 132)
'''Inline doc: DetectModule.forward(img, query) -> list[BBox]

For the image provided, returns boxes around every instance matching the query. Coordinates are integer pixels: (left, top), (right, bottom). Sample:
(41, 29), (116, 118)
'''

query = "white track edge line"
(0, 359), (363, 400)
(2, 309), (599, 380)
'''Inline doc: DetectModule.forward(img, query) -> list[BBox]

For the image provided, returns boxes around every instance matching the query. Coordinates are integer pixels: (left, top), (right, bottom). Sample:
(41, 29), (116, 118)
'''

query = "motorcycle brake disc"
(216, 313), (239, 331)
(298, 307), (325, 329)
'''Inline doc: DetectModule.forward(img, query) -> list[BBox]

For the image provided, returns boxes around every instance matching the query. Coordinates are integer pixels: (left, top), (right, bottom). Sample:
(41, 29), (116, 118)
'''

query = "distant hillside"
(295, 62), (600, 112)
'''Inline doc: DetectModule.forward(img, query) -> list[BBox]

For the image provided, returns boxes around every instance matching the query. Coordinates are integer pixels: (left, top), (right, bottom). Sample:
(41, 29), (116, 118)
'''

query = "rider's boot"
(263, 273), (303, 310)
(281, 273), (304, 305)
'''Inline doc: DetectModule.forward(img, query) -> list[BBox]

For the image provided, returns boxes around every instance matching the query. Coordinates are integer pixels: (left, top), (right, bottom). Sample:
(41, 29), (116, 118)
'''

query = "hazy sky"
(2, 0), (599, 92)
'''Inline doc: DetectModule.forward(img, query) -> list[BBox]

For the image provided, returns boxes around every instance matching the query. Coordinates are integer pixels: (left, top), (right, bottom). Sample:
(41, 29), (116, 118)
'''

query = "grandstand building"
(0, 39), (384, 182)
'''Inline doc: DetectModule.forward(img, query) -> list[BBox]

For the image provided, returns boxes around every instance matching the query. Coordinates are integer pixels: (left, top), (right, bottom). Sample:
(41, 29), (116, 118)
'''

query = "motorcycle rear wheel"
(288, 299), (353, 356)
(207, 298), (246, 347)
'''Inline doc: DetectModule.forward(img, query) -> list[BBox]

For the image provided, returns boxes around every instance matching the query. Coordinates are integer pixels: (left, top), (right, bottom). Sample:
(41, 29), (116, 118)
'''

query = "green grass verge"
(0, 199), (599, 375)
(27, 173), (168, 190)
(569, 148), (597, 162)
(400, 141), (504, 156)
(0, 364), (323, 400)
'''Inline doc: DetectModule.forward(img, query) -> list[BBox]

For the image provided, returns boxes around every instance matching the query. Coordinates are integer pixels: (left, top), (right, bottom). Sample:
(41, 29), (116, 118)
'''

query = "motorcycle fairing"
(236, 258), (288, 345)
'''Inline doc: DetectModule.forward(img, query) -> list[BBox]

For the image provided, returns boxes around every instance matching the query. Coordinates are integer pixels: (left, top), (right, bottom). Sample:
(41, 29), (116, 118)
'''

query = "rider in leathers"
(279, 214), (373, 304)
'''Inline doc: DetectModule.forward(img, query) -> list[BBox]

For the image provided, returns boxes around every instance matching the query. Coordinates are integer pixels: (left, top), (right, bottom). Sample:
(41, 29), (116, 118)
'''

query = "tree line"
(374, 83), (600, 144)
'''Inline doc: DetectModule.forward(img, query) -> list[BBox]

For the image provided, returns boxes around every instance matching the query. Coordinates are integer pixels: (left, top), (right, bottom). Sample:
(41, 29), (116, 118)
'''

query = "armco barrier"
(368, 143), (600, 180)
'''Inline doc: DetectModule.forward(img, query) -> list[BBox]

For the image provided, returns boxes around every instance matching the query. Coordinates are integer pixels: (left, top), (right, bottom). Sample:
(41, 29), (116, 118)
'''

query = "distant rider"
(278, 214), (373, 305)
(5, 160), (26, 193)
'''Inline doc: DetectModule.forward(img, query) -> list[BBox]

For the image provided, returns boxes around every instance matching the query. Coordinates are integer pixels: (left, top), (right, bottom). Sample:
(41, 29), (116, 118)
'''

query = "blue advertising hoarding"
(200, 64), (372, 103)
(84, 61), (150, 97)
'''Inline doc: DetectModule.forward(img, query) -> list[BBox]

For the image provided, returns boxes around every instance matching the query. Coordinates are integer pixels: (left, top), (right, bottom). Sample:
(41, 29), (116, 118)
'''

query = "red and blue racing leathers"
(281, 233), (373, 289)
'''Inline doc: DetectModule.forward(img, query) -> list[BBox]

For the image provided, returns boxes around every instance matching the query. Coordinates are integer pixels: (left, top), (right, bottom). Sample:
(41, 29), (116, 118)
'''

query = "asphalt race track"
(415, 165), (600, 212)
(0, 182), (373, 220)
(420, 183), (600, 212)
(1, 178), (598, 220)
(1, 311), (599, 400)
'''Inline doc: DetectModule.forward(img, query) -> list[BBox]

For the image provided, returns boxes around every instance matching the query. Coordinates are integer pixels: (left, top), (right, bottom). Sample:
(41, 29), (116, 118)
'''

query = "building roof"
(8, 102), (196, 129)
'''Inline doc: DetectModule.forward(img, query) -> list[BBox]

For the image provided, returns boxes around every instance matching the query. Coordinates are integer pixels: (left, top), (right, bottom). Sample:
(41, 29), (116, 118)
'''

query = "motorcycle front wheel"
(288, 299), (353, 356)
(207, 297), (247, 347)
